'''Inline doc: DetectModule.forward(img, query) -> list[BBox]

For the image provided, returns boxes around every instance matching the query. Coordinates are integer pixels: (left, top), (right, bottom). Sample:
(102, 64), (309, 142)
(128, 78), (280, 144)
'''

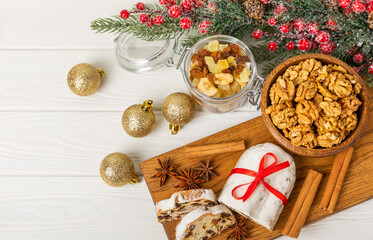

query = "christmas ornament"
(319, 41), (335, 55)
(286, 41), (295, 50)
(120, 9), (130, 19)
(154, 15), (164, 25)
(298, 39), (310, 51)
(100, 152), (139, 187)
(244, 0), (265, 19)
(352, 0), (365, 13)
(253, 29), (263, 39)
(268, 41), (277, 51)
(294, 18), (306, 31)
(199, 21), (211, 34)
(368, 11), (373, 29)
(307, 22), (319, 34)
(369, 64), (373, 74)
(162, 92), (195, 134)
(122, 100), (156, 138)
(67, 63), (104, 96)
(136, 2), (145, 10)
(180, 17), (192, 29)
(316, 31), (330, 43)
(268, 17), (278, 26)
(139, 14), (149, 23)
(353, 53), (364, 63)
(169, 5), (182, 18)
(339, 0), (351, 8)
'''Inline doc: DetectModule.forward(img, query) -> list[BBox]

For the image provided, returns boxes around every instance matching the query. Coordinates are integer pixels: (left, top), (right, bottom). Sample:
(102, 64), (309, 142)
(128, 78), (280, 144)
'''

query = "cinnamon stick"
(319, 147), (354, 212)
(184, 141), (245, 158)
(283, 170), (323, 239)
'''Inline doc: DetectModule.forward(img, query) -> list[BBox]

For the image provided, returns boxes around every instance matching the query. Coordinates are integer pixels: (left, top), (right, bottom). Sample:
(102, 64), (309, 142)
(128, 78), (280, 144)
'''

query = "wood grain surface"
(141, 89), (373, 240)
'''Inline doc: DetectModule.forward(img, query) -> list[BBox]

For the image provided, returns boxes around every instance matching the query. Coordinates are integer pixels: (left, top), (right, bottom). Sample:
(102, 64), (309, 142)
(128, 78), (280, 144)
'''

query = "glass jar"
(114, 34), (264, 113)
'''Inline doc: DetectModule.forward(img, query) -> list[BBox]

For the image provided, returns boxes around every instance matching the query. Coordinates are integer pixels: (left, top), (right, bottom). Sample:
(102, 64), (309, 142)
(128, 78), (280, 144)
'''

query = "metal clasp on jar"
(165, 45), (190, 70)
(247, 75), (265, 110)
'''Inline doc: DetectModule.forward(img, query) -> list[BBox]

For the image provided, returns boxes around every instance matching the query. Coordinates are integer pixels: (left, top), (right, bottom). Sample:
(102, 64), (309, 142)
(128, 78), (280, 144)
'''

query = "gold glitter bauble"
(122, 100), (156, 138)
(162, 92), (196, 134)
(67, 63), (104, 96)
(100, 152), (139, 187)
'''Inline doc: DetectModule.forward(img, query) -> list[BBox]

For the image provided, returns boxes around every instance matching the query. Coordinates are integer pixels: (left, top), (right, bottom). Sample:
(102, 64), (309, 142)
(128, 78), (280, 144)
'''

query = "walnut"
(330, 65), (347, 74)
(289, 124), (312, 132)
(354, 82), (362, 95)
(320, 101), (342, 117)
(269, 108), (297, 129)
(289, 131), (303, 146)
(316, 65), (329, 82)
(275, 76), (296, 101)
(323, 71), (337, 88)
(301, 132), (318, 149)
(295, 81), (317, 102)
(288, 126), (317, 148)
(294, 70), (309, 86)
(269, 85), (281, 104)
(317, 82), (338, 100)
(313, 93), (324, 112)
(344, 73), (356, 84)
(341, 113), (358, 132)
(317, 132), (342, 148)
(265, 103), (288, 114)
(339, 95), (362, 117)
(333, 78), (353, 98)
(301, 58), (316, 72)
(296, 100), (319, 125)
(309, 61), (322, 80)
(283, 66), (299, 81)
(315, 114), (340, 134)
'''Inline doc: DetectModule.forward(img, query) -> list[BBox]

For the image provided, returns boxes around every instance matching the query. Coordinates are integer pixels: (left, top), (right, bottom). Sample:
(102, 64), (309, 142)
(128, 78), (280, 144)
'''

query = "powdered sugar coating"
(218, 143), (296, 230)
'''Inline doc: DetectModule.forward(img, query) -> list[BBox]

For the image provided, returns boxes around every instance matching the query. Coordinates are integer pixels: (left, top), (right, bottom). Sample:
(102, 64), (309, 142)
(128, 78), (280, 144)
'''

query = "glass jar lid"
(114, 34), (177, 73)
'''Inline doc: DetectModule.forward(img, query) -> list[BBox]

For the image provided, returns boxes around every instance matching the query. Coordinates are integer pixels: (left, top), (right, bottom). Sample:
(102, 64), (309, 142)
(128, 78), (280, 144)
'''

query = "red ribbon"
(229, 152), (290, 206)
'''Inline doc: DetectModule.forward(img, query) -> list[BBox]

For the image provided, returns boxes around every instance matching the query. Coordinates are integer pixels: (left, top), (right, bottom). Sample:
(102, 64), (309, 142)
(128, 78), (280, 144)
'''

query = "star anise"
(175, 168), (205, 190)
(195, 158), (218, 182)
(151, 158), (178, 187)
(227, 217), (249, 240)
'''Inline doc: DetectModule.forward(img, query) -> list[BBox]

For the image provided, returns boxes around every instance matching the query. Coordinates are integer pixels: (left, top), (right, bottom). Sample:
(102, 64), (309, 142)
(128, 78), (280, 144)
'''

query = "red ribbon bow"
(229, 152), (290, 206)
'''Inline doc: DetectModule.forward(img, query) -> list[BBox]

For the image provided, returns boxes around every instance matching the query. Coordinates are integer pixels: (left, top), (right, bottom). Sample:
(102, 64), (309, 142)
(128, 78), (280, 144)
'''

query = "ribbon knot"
(230, 152), (290, 206)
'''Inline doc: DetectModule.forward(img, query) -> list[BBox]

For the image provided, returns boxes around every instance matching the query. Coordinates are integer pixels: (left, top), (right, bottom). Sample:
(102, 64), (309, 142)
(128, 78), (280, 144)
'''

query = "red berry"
(353, 53), (364, 63)
(253, 29), (263, 39)
(347, 46), (358, 55)
(310, 40), (318, 50)
(279, 23), (290, 33)
(168, 0), (177, 6)
(261, 0), (271, 3)
(194, 0), (205, 7)
(180, 17), (192, 29)
(369, 64), (373, 74)
(147, 18), (154, 27)
(274, 4), (288, 15)
(286, 41), (295, 50)
(294, 18), (306, 31)
(154, 15), (164, 25)
(169, 5), (182, 18)
(352, 0), (365, 12)
(367, 0), (373, 12)
(344, 7), (354, 16)
(326, 18), (338, 31)
(208, 2), (217, 12)
(319, 41), (335, 55)
(268, 42), (277, 51)
(136, 2), (145, 10)
(139, 14), (149, 23)
(159, 0), (168, 5)
(268, 17), (278, 26)
(199, 21), (211, 34)
(316, 31), (330, 43)
(181, 0), (193, 11)
(307, 22), (319, 34)
(120, 10), (130, 19)
(339, 0), (351, 8)
(298, 39), (310, 51)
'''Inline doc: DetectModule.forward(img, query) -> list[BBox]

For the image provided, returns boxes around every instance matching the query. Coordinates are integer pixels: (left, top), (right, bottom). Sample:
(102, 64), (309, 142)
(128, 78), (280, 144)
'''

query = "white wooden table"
(1, 0), (372, 239)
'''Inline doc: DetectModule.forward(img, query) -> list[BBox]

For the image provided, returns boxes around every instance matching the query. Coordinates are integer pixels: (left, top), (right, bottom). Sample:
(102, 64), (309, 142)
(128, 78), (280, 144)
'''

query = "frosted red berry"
(169, 5), (182, 18)
(353, 53), (364, 63)
(181, 0), (193, 11)
(209, 2), (217, 12)
(159, 0), (168, 5)
(307, 22), (319, 34)
(352, 0), (365, 12)
(367, 0), (373, 12)
(253, 29), (263, 39)
(326, 19), (338, 31)
(316, 31), (330, 43)
(339, 0), (351, 8)
(261, 0), (271, 3)
(147, 18), (154, 27)
(319, 41), (335, 55)
(268, 17), (278, 26)
(194, 0), (205, 7)
(268, 42), (277, 51)
(294, 18), (306, 31)
(344, 7), (354, 16)
(274, 4), (288, 15)
(199, 21), (211, 34)
(139, 14), (149, 23)
(180, 17), (192, 29)
(168, 0), (177, 6)
(286, 41), (295, 50)
(368, 64), (373, 74)
(154, 15), (164, 25)
(279, 23), (290, 33)
(298, 39), (310, 51)
(136, 2), (145, 10)
(120, 10), (130, 19)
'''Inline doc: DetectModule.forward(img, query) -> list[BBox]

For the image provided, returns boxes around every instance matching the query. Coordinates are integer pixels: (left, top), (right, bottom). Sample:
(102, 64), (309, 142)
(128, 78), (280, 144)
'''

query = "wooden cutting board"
(140, 88), (373, 240)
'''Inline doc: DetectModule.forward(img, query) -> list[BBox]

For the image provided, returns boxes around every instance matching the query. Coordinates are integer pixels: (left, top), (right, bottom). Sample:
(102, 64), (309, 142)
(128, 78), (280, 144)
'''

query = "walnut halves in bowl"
(265, 58), (362, 149)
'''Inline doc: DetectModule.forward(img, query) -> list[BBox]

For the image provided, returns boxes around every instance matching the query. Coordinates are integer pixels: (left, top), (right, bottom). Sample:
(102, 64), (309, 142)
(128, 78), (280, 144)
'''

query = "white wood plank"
(0, 176), (371, 240)
(0, 111), (260, 175)
(0, 49), (258, 112)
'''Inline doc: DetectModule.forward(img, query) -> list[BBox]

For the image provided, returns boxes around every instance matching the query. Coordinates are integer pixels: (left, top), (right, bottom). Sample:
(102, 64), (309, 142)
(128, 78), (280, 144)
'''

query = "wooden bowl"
(261, 53), (370, 157)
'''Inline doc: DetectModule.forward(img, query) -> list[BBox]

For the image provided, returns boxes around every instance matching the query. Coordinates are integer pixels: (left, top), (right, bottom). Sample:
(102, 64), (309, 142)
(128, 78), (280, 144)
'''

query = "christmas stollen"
(175, 204), (236, 240)
(156, 189), (218, 223)
(218, 143), (296, 230)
